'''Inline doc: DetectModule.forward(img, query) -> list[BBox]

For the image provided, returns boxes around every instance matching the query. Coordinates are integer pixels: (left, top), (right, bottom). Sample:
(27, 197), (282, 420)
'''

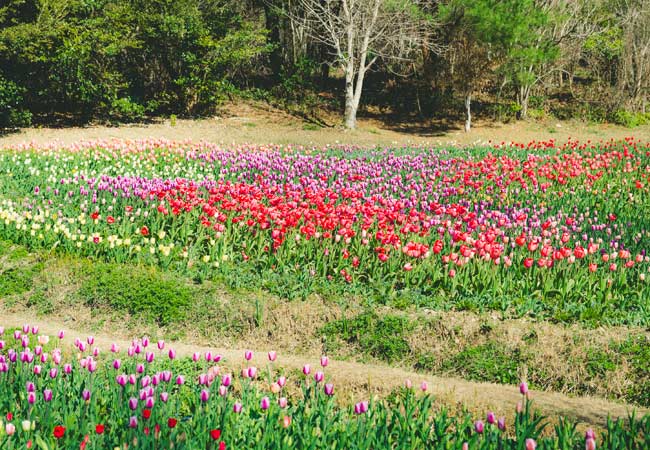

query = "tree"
(288, 0), (432, 129)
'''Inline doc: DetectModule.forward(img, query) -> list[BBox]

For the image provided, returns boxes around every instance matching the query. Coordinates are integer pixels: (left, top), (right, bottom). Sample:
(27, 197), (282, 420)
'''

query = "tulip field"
(0, 138), (649, 323)
(0, 138), (650, 448)
(0, 323), (648, 449)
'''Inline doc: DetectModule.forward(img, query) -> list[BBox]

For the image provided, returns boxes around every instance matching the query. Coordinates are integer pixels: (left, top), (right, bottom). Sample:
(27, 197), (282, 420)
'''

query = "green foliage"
(79, 261), (192, 325)
(109, 97), (146, 122)
(0, 263), (41, 297)
(321, 312), (414, 363)
(613, 336), (650, 406)
(611, 110), (650, 128)
(0, 75), (31, 128)
(442, 342), (524, 385)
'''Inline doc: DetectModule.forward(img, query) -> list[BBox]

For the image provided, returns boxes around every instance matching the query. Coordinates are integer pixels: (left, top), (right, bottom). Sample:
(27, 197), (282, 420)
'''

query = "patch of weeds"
(320, 311), (414, 363)
(612, 336), (650, 406)
(79, 262), (192, 326)
(243, 122), (257, 128)
(583, 347), (618, 378)
(26, 286), (54, 315)
(442, 342), (524, 385)
(302, 123), (321, 131)
(0, 262), (43, 297)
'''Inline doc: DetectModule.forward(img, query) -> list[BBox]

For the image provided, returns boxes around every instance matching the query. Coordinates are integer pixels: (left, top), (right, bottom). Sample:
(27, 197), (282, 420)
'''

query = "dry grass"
(1, 101), (649, 148)
(0, 309), (645, 431)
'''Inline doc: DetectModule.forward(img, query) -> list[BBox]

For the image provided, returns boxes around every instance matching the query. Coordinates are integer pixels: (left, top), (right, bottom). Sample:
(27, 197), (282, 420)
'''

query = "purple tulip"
(43, 389), (53, 402)
(129, 416), (138, 428)
(302, 364), (311, 375)
(145, 352), (154, 363)
(498, 417), (506, 431)
(26, 381), (35, 392)
(268, 351), (277, 362)
(176, 375), (185, 385)
(145, 397), (155, 409)
(113, 359), (121, 370)
(49, 368), (58, 379)
(247, 366), (257, 378)
(160, 392), (169, 403)
(320, 356), (329, 367)
(324, 383), (334, 396)
(261, 396), (270, 410)
(244, 350), (253, 361)
(475, 420), (485, 434)
(520, 382), (529, 395)
(27, 392), (36, 404)
(64, 364), (72, 374)
(487, 411), (496, 425)
(128, 397), (138, 410)
(233, 402), (242, 413)
(82, 389), (91, 401)
(314, 371), (324, 383)
(168, 349), (176, 360)
(157, 340), (164, 350)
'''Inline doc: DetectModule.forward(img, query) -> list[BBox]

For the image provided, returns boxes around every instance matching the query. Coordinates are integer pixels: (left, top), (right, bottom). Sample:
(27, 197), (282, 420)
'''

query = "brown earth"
(1, 101), (649, 147)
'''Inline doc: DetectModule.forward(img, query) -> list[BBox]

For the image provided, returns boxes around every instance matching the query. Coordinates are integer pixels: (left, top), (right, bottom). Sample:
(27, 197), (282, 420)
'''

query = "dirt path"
(1, 311), (645, 429)
(1, 102), (649, 147)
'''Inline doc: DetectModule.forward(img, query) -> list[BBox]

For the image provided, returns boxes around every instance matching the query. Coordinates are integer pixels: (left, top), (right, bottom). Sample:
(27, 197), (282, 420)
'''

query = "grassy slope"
(1, 240), (649, 424)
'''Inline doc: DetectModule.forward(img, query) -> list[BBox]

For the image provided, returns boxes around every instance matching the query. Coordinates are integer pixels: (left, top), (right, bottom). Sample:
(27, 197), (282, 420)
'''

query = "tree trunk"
(518, 85), (530, 120)
(464, 92), (472, 132)
(344, 63), (357, 129)
(263, 2), (282, 80)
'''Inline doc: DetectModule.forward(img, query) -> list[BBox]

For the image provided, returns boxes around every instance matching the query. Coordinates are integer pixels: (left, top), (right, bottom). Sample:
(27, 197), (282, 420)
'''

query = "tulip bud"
(268, 351), (277, 362)
(260, 397), (270, 410)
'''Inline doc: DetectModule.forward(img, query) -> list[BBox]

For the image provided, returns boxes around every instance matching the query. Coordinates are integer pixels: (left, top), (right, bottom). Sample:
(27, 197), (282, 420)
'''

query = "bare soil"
(2, 101), (649, 147)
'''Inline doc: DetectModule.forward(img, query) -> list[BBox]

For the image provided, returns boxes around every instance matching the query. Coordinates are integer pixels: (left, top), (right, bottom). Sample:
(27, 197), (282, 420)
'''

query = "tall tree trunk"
(344, 62), (357, 129)
(464, 92), (472, 132)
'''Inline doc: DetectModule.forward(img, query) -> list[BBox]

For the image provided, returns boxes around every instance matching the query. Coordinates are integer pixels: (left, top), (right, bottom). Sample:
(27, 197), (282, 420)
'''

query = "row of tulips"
(0, 139), (649, 316)
(1, 324), (649, 449)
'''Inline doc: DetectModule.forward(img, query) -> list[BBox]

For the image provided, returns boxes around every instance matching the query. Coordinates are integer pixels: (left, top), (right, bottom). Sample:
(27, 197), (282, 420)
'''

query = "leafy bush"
(611, 110), (650, 128)
(0, 76), (31, 128)
(109, 98), (146, 123)
(442, 342), (524, 385)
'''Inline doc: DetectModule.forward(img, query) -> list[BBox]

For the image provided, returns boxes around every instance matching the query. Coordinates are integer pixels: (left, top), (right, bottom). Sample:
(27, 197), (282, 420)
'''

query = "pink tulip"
(136, 363), (144, 374)
(205, 351), (213, 362)
(128, 397), (138, 410)
(141, 337), (149, 347)
(222, 374), (232, 387)
(475, 420), (484, 434)
(314, 371), (324, 383)
(277, 376), (286, 387)
(128, 374), (137, 385)
(219, 385), (228, 396)
(192, 352), (200, 362)
(320, 356), (329, 367)
(64, 364), (72, 374)
(268, 351), (277, 362)
(116, 375), (127, 386)
(110, 343), (119, 353)
(146, 352), (154, 363)
(157, 340), (165, 350)
(31, 326), (38, 335)
(57, 330), (65, 339)
(302, 364), (311, 375)
(160, 392), (169, 403)
(278, 397), (288, 408)
(113, 359), (121, 370)
(28, 392), (36, 404)
(324, 383), (334, 396)
(586, 437), (596, 450)
(176, 375), (185, 385)
(49, 368), (58, 379)
(5, 423), (16, 436)
(129, 416), (138, 428)
(247, 366), (257, 378)
(14, 330), (21, 340)
(245, 350), (253, 361)
(141, 376), (151, 388)
(233, 402), (243, 413)
(261, 396), (270, 410)
(168, 349), (176, 360)
(26, 382), (35, 392)
(404, 379), (412, 389)
(520, 382), (529, 395)
(34, 346), (42, 356)
(487, 412), (496, 425)
(87, 336), (94, 345)
(525, 438), (537, 450)
(22, 324), (29, 333)
(82, 389), (91, 401)
(420, 381), (428, 392)
(33, 365), (41, 375)
(498, 417), (506, 431)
